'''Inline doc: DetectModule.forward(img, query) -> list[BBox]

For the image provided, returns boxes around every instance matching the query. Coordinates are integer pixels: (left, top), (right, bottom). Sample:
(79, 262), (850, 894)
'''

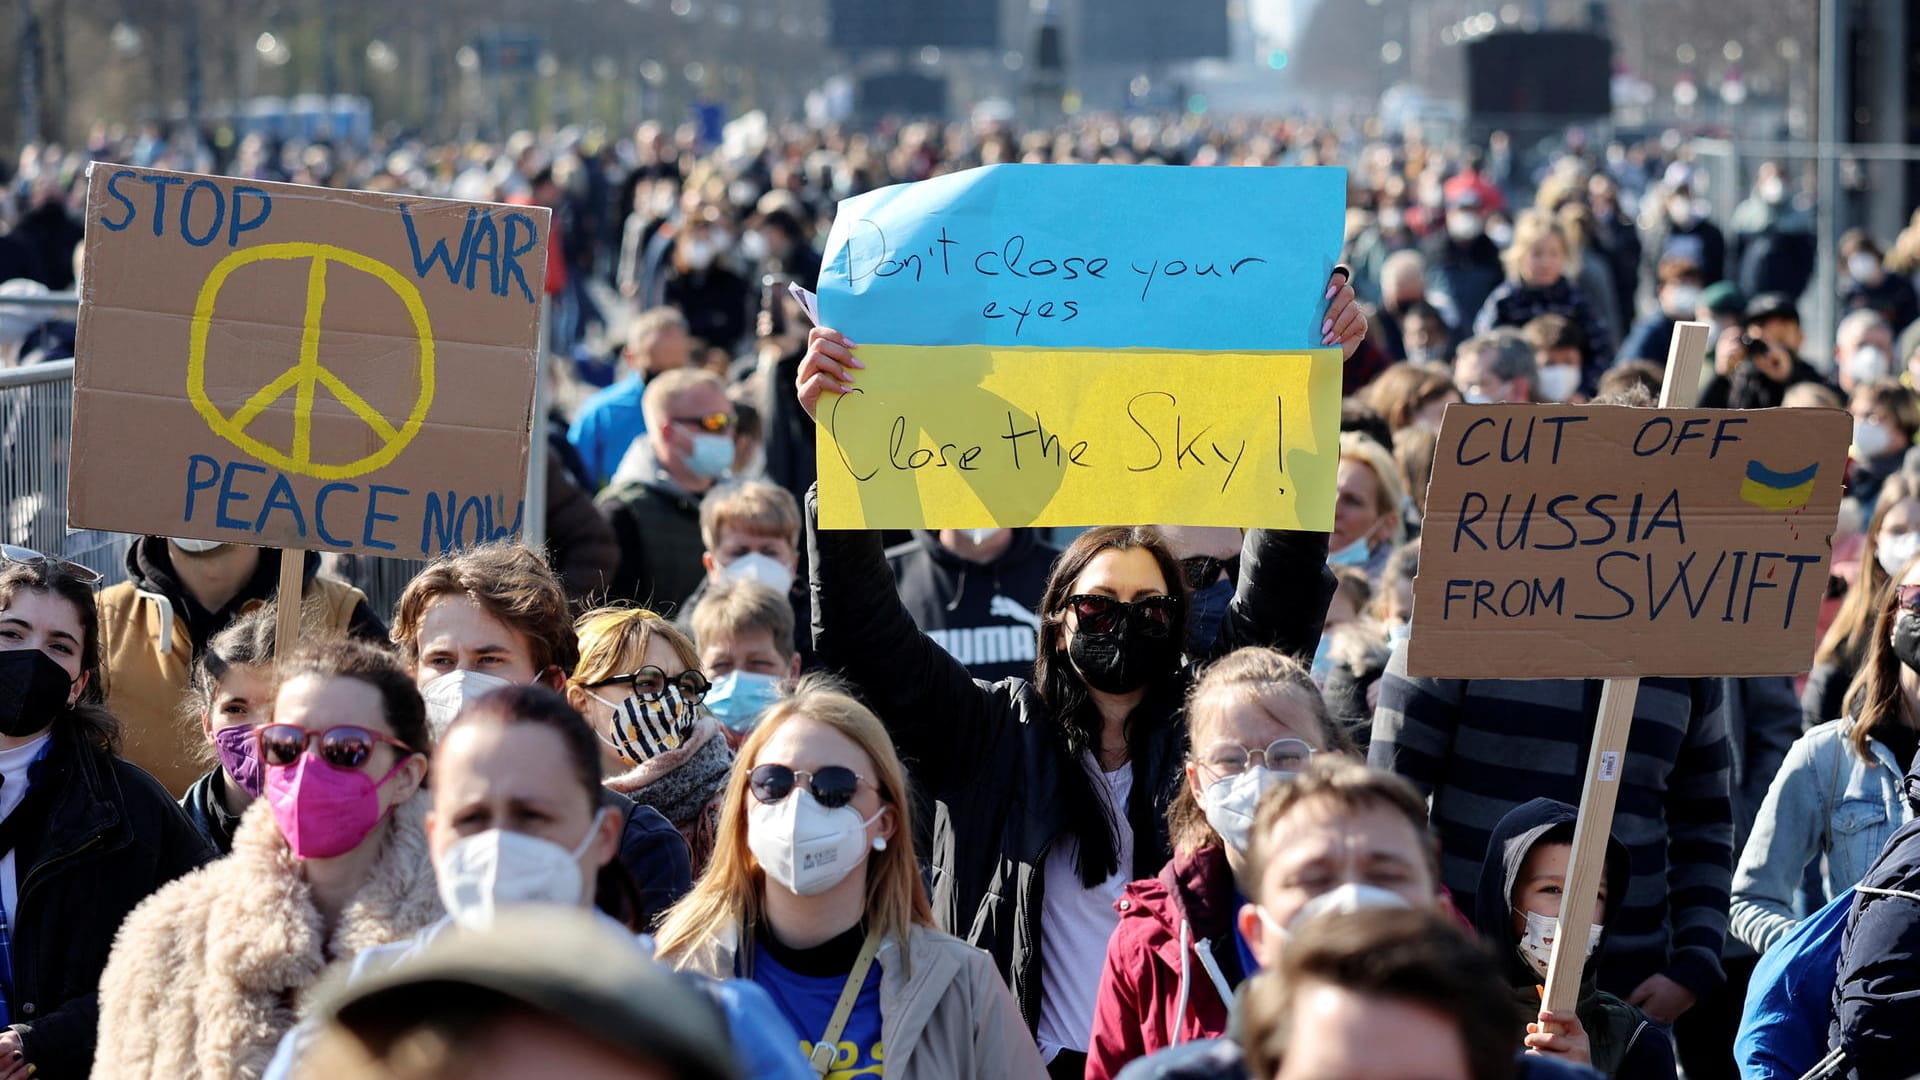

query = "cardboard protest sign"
(70, 165), (549, 558)
(814, 163), (1347, 530)
(1408, 404), (1851, 679)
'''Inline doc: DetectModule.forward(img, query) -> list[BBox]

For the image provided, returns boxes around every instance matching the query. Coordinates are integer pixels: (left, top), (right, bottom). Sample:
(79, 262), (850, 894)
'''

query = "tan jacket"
(92, 792), (442, 1080)
(673, 921), (1045, 1080)
(96, 575), (367, 796)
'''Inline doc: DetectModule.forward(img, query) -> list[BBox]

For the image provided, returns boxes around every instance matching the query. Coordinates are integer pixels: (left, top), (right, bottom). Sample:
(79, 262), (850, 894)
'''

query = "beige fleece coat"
(673, 922), (1046, 1080)
(92, 792), (442, 1080)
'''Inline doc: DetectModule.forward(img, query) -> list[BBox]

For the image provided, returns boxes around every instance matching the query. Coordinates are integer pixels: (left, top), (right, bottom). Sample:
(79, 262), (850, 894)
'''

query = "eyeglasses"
(1198, 737), (1317, 777)
(1061, 594), (1182, 638)
(1180, 554), (1240, 591)
(748, 764), (871, 810)
(256, 724), (414, 770)
(1897, 584), (1920, 613)
(672, 412), (736, 434)
(0, 544), (103, 586)
(591, 666), (711, 704)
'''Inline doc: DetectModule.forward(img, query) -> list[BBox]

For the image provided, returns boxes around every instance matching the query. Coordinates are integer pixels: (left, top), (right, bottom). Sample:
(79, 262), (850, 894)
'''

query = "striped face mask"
(589, 685), (697, 764)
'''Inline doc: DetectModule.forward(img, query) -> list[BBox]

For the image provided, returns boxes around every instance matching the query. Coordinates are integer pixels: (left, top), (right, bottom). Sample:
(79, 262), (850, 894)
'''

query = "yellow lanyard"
(808, 930), (882, 1076)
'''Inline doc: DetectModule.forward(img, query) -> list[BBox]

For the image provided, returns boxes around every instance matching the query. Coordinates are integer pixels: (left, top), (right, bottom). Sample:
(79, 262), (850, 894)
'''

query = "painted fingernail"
(848, 355), (865, 369)
(1320, 318), (1333, 336)
(1325, 284), (1337, 300)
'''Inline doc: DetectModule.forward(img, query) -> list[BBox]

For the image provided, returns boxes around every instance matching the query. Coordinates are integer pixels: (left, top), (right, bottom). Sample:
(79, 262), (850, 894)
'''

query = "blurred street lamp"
(256, 32), (291, 67)
(366, 40), (399, 74)
(919, 46), (941, 65)
(455, 46), (480, 73)
(110, 22), (142, 55)
(1676, 43), (1696, 64)
(1381, 41), (1403, 64)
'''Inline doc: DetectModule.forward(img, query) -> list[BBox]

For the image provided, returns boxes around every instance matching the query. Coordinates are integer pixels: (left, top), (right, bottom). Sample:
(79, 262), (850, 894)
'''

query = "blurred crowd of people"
(0, 109), (1917, 1080)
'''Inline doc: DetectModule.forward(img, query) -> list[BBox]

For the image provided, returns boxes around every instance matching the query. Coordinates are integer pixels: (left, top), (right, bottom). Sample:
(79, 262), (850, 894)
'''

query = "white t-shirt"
(0, 732), (52, 924)
(1036, 753), (1134, 1060)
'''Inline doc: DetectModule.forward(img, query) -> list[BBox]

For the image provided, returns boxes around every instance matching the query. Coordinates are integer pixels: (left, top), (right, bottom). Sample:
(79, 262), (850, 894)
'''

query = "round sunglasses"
(590, 666), (711, 704)
(256, 723), (415, 770)
(748, 764), (872, 810)
(1061, 593), (1182, 638)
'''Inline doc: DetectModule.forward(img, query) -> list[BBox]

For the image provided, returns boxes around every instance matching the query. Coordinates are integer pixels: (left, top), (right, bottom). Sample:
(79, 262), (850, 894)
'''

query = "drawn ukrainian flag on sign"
(1740, 460), (1820, 510)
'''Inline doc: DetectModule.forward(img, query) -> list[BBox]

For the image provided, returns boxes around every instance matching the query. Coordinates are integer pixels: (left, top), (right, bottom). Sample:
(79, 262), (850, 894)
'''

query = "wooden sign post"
(275, 549), (304, 659)
(1539, 321), (1709, 1015)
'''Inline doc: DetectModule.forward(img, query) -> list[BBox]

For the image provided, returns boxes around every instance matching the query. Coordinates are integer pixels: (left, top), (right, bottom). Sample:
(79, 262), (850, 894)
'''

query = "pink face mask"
(265, 753), (410, 860)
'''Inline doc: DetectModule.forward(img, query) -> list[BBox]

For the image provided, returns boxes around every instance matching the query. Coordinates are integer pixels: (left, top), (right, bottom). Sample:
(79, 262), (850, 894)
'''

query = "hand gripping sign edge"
(187, 241), (437, 481)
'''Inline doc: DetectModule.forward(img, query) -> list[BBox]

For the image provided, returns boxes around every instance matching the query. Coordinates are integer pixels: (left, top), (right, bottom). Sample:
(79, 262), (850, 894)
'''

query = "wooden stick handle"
(275, 549), (303, 659)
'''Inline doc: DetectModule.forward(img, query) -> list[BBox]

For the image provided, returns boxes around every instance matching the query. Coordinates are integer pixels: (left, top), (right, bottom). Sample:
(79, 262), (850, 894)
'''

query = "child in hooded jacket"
(1473, 798), (1677, 1078)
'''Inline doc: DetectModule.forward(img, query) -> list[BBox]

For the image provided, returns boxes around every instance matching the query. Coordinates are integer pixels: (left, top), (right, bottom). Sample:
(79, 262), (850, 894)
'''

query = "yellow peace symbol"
(187, 242), (436, 480)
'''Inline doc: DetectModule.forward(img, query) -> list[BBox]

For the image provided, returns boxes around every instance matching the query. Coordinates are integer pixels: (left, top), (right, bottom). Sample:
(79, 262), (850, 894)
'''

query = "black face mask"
(1068, 620), (1179, 695)
(0, 648), (74, 738)
(1894, 614), (1920, 675)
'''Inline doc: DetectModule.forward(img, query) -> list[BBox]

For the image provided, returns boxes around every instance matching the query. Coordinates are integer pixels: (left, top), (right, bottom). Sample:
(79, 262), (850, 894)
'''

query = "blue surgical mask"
(686, 433), (735, 481)
(704, 671), (785, 734)
(1387, 620), (1412, 647)
(1187, 577), (1234, 652)
(1327, 534), (1374, 568)
(1310, 633), (1336, 683)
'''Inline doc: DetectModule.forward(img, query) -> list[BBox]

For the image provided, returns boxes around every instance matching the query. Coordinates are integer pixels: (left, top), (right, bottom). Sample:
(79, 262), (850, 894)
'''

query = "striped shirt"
(1369, 644), (1734, 999)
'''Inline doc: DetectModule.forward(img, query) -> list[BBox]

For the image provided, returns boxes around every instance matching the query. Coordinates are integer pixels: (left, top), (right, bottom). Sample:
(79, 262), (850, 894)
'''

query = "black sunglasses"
(1061, 593), (1182, 638)
(256, 723), (413, 770)
(1, 544), (103, 586)
(592, 666), (711, 704)
(1180, 554), (1239, 591)
(748, 764), (871, 810)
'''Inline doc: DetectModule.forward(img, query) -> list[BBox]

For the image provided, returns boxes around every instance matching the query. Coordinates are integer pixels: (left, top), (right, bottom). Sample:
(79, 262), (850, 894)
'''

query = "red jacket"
(1086, 845), (1246, 1080)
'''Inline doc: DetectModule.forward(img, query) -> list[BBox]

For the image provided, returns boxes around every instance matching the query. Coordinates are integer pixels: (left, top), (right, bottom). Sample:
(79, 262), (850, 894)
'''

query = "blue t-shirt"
(752, 939), (884, 1078)
(1231, 889), (1260, 979)
(568, 375), (648, 489)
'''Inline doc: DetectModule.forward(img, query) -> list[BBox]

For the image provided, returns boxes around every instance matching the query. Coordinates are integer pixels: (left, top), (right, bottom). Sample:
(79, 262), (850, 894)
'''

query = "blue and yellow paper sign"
(1410, 404), (1852, 680)
(814, 163), (1347, 530)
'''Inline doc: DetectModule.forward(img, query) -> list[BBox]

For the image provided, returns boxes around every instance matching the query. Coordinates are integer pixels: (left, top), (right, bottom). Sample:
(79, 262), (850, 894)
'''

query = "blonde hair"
(698, 481), (801, 551)
(689, 579), (796, 663)
(1340, 432), (1406, 523)
(640, 367), (727, 431)
(1361, 362), (1458, 433)
(653, 678), (934, 969)
(1169, 648), (1351, 856)
(1501, 208), (1569, 282)
(570, 607), (702, 689)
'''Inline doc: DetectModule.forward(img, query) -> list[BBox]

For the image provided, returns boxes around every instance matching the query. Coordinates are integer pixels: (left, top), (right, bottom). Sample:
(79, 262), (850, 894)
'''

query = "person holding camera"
(1699, 294), (1829, 410)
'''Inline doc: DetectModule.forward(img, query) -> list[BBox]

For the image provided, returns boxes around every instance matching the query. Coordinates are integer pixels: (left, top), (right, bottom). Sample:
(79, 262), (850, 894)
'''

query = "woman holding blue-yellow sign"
(794, 271), (1365, 1076)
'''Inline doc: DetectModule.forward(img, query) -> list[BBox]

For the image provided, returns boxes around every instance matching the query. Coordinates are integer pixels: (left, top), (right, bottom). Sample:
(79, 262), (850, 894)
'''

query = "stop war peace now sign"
(70, 164), (549, 558)
(814, 163), (1347, 530)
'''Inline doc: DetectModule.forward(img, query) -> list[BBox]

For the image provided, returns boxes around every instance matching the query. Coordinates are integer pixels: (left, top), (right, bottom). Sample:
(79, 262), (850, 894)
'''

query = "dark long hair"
(1033, 526), (1188, 886)
(0, 559), (119, 754)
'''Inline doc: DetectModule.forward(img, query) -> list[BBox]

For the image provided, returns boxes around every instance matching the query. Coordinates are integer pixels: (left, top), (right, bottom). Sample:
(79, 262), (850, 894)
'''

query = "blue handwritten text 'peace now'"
(182, 454), (523, 556)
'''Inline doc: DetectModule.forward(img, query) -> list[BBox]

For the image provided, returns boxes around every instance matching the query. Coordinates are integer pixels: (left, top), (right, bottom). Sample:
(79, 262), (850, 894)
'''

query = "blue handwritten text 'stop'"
(817, 163), (1347, 351)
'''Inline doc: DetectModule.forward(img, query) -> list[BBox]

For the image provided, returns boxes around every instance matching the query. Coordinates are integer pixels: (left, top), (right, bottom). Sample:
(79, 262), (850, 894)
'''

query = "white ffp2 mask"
(422, 670), (517, 739)
(747, 789), (881, 896)
(1201, 767), (1287, 854)
(1516, 907), (1604, 979)
(435, 808), (610, 929)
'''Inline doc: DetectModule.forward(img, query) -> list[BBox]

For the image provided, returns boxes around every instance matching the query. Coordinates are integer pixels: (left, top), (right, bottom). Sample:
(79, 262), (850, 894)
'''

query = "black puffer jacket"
(9, 724), (215, 1075)
(807, 487), (1331, 1027)
(1829, 751), (1920, 1079)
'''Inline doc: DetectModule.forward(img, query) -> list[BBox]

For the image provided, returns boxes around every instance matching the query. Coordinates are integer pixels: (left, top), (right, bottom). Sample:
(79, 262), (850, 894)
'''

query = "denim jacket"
(1730, 718), (1912, 954)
